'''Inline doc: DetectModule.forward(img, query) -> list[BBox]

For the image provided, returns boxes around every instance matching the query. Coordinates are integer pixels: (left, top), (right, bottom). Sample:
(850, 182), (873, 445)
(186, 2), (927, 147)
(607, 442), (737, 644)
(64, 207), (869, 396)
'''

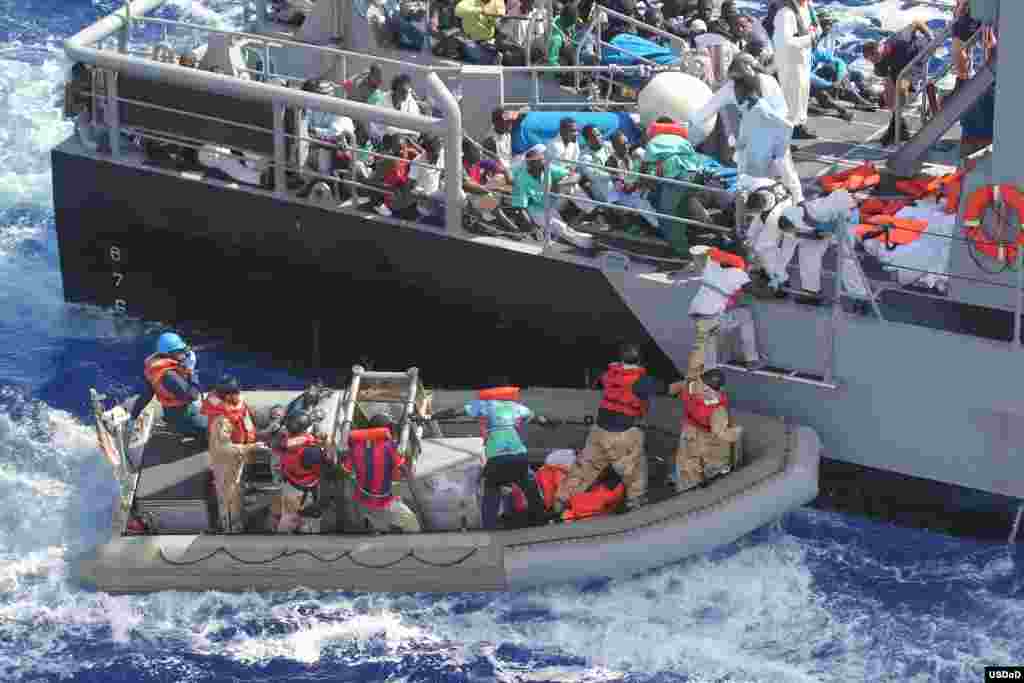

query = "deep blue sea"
(0, 0), (1021, 680)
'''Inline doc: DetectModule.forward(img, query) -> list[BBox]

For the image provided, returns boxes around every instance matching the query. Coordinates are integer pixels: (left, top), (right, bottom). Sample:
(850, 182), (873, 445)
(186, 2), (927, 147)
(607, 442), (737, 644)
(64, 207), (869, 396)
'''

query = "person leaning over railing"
(861, 19), (936, 146)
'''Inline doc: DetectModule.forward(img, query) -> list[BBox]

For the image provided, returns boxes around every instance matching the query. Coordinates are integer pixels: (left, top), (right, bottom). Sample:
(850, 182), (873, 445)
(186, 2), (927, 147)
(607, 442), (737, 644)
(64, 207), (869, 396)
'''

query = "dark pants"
(481, 454), (545, 529)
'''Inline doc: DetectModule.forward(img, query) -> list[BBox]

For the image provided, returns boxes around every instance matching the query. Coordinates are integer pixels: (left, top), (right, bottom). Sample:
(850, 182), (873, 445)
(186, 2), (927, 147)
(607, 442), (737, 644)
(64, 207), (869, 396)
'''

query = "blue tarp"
(601, 34), (680, 68)
(510, 111), (642, 155)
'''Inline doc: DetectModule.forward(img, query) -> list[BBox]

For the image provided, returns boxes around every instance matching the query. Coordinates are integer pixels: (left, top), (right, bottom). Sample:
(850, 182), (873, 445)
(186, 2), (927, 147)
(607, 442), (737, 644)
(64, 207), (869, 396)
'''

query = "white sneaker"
(375, 205), (392, 216)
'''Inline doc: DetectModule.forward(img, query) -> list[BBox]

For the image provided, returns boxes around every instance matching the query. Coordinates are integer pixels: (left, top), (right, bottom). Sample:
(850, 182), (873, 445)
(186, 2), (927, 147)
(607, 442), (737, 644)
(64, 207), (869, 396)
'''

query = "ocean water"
(0, 0), (1021, 680)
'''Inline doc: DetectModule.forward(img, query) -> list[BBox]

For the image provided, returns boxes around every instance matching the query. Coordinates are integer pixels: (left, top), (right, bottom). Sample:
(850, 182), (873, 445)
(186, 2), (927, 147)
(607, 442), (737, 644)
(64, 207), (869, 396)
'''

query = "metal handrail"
(66, 0), (465, 229)
(893, 23), (953, 144)
(595, 4), (689, 55)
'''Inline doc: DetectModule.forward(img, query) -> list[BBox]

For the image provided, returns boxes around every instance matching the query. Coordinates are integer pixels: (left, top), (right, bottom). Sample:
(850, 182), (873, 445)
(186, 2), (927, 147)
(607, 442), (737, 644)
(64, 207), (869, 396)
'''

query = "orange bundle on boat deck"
(819, 163), (881, 193)
(859, 197), (913, 219)
(854, 215), (929, 247)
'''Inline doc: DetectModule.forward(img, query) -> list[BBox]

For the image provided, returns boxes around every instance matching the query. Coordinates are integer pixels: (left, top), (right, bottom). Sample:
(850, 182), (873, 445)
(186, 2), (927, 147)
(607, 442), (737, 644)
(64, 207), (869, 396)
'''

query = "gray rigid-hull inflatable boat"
(80, 367), (821, 594)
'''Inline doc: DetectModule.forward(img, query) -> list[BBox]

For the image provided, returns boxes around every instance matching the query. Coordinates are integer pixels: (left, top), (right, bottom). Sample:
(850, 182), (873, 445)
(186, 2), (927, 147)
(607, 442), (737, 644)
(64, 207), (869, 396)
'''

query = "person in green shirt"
(509, 145), (595, 250)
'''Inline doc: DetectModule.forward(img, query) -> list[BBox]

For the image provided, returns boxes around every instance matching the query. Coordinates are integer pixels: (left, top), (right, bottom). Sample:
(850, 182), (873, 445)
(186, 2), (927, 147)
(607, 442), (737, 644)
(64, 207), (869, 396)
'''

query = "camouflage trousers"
(209, 458), (245, 533)
(674, 427), (735, 491)
(557, 424), (646, 504)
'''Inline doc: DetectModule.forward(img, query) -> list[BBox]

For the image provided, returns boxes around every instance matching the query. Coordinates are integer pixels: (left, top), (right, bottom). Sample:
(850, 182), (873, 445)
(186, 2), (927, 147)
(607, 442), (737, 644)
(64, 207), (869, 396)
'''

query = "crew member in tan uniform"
(200, 375), (267, 533)
(668, 326), (743, 492)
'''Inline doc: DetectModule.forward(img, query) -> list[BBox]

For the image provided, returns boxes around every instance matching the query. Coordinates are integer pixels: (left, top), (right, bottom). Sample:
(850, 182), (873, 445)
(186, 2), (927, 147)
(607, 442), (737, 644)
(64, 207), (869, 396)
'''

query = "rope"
(158, 544), (478, 569)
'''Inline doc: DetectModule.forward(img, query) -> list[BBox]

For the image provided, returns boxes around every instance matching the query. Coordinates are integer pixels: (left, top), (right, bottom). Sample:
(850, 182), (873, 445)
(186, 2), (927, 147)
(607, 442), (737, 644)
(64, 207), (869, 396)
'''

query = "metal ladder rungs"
(719, 363), (839, 390)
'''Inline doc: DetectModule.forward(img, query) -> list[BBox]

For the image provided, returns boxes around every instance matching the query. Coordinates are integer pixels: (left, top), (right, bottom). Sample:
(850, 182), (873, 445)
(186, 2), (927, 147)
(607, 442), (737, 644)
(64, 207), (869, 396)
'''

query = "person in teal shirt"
(509, 145), (594, 250)
(431, 378), (557, 528)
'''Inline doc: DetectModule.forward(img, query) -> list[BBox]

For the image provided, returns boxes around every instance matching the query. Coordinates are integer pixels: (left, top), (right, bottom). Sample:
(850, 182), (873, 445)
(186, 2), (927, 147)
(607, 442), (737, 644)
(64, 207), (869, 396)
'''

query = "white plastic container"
(409, 437), (486, 531)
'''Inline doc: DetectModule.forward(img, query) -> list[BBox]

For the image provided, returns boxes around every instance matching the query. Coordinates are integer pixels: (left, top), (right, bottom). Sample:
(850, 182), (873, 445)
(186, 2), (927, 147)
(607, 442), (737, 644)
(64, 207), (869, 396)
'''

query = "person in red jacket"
(341, 414), (421, 533)
(273, 410), (329, 533)
(556, 343), (663, 513)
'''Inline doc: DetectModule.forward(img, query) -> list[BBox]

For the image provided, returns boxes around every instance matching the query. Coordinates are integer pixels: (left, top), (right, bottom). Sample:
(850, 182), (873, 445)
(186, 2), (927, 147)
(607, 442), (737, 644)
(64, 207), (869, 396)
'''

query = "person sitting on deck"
(809, 12), (876, 117)
(133, 332), (208, 441)
(861, 20), (937, 146)
(200, 375), (268, 534)
(346, 64), (386, 106)
(430, 379), (556, 529)
(482, 108), (518, 175)
(546, 117), (598, 220)
(556, 342), (663, 514)
(579, 125), (657, 230)
(509, 144), (595, 249)
(372, 73), (423, 140)
(455, 0), (507, 64)
(304, 79), (356, 181)
(687, 245), (763, 371)
(273, 410), (329, 533)
(366, 134), (423, 217)
(341, 414), (422, 533)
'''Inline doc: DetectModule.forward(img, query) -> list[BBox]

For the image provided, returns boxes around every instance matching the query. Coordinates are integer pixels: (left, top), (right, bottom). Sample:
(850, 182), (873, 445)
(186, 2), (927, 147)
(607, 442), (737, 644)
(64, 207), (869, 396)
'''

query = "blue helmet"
(156, 332), (187, 355)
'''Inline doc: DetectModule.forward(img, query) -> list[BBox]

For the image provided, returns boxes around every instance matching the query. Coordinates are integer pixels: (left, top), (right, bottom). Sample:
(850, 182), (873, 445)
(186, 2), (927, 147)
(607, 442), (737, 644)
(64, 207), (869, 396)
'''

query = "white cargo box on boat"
(410, 437), (486, 532)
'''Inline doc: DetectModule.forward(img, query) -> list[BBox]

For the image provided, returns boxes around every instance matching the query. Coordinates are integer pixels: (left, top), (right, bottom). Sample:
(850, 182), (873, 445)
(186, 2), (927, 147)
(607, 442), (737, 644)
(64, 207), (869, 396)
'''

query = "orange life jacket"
(683, 385), (729, 432)
(854, 215), (928, 247)
(200, 393), (256, 444)
(709, 247), (747, 270)
(599, 363), (648, 418)
(962, 184), (1024, 264)
(349, 427), (393, 442)
(858, 197), (913, 219)
(895, 174), (953, 200)
(477, 386), (523, 441)
(143, 354), (192, 409)
(535, 464), (569, 511)
(646, 121), (688, 141)
(562, 481), (625, 521)
(478, 386), (521, 402)
(818, 162), (880, 193)
(278, 433), (323, 490)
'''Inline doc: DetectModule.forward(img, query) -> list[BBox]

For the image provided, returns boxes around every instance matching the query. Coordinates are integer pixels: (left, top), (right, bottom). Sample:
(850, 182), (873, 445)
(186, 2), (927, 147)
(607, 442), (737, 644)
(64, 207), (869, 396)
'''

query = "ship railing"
(67, 0), (468, 231)
(94, 5), (672, 112)
(75, 63), (733, 252)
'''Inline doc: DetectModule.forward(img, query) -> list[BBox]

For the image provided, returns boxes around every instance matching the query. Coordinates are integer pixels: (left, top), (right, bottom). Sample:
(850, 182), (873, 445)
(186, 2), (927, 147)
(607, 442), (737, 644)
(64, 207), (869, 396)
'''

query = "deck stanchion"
(1015, 247), (1023, 349)
(273, 101), (286, 197)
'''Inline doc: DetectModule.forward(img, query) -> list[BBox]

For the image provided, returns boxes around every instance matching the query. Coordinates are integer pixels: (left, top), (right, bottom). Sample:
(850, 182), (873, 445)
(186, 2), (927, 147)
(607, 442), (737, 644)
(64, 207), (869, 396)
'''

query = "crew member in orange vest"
(341, 414), (421, 533)
(668, 327), (742, 492)
(200, 375), (268, 533)
(135, 331), (208, 439)
(556, 342), (663, 513)
(274, 410), (329, 533)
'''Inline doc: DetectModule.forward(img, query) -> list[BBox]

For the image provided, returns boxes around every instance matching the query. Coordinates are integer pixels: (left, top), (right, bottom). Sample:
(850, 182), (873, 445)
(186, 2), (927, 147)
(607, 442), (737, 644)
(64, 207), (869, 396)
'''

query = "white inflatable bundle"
(637, 72), (716, 141)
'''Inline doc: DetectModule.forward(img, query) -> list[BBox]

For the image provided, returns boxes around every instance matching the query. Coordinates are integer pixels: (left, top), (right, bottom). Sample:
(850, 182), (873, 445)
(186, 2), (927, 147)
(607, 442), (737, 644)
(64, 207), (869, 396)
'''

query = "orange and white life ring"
(962, 184), (1024, 263)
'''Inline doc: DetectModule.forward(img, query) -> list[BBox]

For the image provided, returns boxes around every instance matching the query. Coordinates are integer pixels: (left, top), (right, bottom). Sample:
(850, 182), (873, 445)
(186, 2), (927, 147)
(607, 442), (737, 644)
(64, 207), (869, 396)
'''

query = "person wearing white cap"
(773, 189), (858, 303)
(687, 245), (763, 370)
(510, 144), (594, 249)
(737, 174), (798, 294)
